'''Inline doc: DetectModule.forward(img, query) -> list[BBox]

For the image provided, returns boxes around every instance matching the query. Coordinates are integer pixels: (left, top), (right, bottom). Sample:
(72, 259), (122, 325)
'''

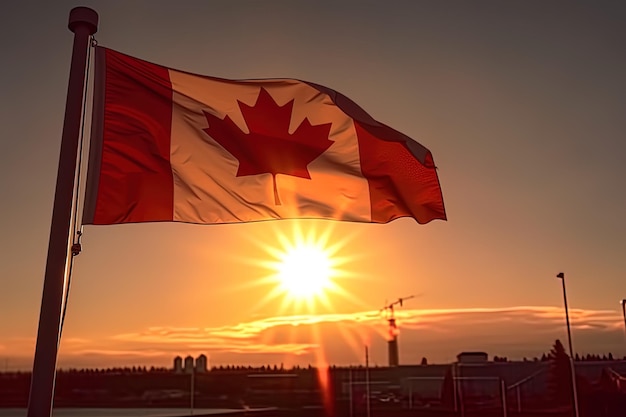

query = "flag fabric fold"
(83, 47), (446, 225)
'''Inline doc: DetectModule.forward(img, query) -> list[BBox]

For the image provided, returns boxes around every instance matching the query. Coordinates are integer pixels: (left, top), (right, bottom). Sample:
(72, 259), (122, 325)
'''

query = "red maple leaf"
(203, 88), (333, 205)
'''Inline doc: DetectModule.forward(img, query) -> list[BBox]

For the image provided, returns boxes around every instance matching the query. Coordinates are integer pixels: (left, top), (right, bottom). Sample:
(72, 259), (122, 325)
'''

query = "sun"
(229, 220), (375, 376)
(276, 241), (333, 299)
(246, 220), (361, 312)
(267, 224), (341, 310)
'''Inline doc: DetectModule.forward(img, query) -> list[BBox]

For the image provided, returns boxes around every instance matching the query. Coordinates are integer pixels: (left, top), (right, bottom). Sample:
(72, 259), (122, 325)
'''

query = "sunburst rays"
(249, 220), (360, 313)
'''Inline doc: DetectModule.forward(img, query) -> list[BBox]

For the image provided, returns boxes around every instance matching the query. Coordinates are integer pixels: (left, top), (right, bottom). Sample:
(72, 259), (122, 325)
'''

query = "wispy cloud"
(396, 306), (621, 332)
(104, 305), (624, 362)
(71, 348), (167, 358)
(6, 305), (624, 370)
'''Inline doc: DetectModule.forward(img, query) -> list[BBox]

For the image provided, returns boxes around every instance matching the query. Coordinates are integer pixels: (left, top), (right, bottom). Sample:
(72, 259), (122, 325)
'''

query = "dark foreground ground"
(189, 409), (612, 417)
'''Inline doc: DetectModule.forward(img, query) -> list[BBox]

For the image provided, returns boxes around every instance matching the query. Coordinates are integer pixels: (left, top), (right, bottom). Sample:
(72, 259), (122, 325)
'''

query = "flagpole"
(27, 7), (98, 417)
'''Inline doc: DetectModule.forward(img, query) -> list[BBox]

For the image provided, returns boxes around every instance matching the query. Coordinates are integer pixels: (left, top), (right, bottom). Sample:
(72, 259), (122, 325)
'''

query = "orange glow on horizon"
(224, 220), (386, 367)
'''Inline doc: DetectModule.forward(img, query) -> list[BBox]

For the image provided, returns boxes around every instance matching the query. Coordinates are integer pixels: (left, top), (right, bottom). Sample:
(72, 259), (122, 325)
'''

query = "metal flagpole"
(556, 272), (580, 417)
(27, 7), (98, 417)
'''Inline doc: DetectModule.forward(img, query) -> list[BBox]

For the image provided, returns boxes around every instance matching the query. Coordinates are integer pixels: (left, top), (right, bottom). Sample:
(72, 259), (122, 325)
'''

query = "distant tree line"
(492, 352), (623, 363)
(1, 350), (624, 377)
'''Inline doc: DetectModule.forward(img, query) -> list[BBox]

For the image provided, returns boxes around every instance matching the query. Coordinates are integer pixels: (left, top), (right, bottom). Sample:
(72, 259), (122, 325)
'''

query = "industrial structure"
(380, 295), (415, 367)
(173, 354), (208, 373)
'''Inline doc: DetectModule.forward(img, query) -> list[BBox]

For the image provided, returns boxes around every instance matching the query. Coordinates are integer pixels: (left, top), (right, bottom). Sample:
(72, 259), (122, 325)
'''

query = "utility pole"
(556, 272), (580, 417)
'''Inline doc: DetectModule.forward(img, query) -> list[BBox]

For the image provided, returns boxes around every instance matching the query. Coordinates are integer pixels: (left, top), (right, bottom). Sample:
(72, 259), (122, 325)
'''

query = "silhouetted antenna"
(380, 294), (416, 319)
(379, 294), (419, 367)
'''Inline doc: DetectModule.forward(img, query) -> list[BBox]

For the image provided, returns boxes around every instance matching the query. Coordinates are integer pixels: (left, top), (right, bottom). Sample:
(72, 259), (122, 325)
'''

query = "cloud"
(397, 306), (621, 333)
(70, 349), (167, 358)
(6, 305), (624, 370)
(105, 305), (625, 365)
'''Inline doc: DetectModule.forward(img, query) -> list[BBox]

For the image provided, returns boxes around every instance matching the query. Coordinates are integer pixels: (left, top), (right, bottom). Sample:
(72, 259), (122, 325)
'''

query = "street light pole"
(556, 272), (579, 417)
(190, 366), (195, 415)
(620, 299), (626, 341)
(365, 345), (371, 417)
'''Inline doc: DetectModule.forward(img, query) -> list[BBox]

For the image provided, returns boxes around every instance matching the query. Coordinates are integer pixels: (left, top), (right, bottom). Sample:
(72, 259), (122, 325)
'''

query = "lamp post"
(556, 272), (579, 417)
(365, 346), (371, 417)
(190, 365), (195, 415)
(621, 299), (626, 340)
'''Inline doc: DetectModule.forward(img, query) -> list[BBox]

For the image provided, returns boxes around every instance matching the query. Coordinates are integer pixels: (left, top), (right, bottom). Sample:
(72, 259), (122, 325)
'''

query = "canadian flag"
(83, 47), (446, 225)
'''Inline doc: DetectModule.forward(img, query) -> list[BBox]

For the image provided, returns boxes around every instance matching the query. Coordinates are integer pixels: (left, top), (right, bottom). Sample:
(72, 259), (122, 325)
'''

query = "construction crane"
(380, 295), (416, 332)
(380, 295), (416, 367)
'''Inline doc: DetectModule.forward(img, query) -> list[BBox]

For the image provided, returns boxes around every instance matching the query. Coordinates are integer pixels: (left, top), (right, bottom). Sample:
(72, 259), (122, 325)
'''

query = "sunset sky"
(1, 1), (625, 371)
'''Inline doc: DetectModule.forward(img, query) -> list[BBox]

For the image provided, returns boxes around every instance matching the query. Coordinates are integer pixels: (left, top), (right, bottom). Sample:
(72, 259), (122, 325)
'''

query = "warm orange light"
(236, 220), (375, 364)
(248, 221), (360, 313)
(276, 243), (333, 299)
(265, 223), (343, 311)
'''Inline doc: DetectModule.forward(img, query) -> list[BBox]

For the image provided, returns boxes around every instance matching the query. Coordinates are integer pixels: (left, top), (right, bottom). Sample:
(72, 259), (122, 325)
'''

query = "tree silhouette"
(547, 339), (574, 407)
(440, 366), (459, 409)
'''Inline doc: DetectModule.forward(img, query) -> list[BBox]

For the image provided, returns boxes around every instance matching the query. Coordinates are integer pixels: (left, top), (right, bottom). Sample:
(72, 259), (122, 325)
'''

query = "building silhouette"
(173, 356), (183, 373)
(196, 354), (208, 373)
(183, 355), (194, 374)
(173, 353), (208, 373)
